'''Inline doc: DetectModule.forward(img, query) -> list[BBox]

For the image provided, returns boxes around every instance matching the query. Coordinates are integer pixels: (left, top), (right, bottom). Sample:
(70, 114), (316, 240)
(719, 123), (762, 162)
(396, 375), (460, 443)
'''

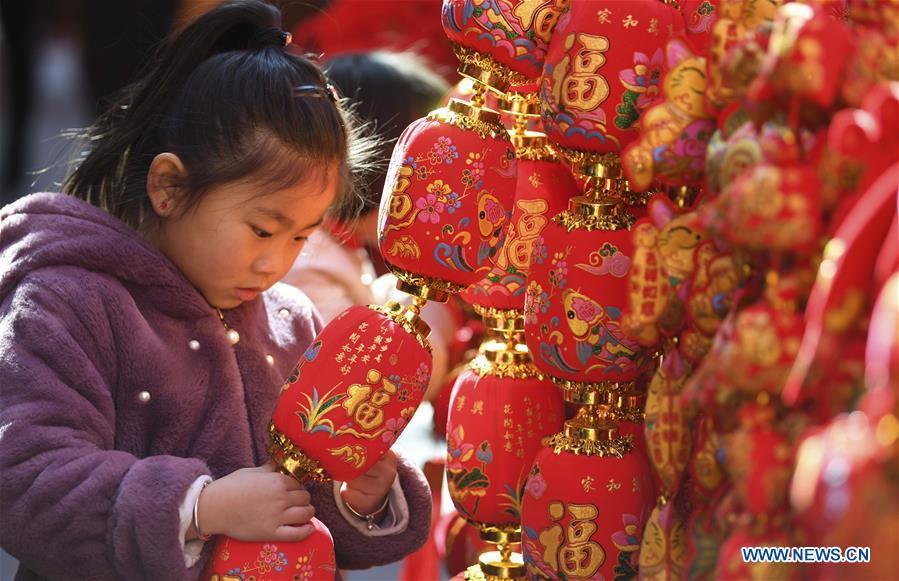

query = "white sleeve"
(331, 476), (409, 536)
(178, 475), (214, 567)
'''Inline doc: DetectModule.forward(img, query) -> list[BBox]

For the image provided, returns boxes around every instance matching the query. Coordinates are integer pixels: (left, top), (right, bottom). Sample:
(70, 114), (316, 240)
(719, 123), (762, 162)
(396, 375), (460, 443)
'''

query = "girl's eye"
(293, 236), (309, 243)
(251, 226), (272, 239)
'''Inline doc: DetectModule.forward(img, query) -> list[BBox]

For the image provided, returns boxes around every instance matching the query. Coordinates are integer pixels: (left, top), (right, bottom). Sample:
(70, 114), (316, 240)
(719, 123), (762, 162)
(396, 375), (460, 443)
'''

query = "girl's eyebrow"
(253, 206), (294, 227)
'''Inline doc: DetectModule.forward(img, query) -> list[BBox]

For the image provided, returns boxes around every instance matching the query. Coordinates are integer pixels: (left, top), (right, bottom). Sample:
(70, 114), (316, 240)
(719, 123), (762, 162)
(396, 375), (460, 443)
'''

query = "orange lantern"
(441, 0), (572, 95)
(203, 519), (336, 580)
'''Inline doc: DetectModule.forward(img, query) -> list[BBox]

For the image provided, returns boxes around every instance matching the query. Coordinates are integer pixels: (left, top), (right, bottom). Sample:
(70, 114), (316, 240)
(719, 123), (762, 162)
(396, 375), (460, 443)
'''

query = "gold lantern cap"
(369, 299), (433, 352)
(269, 423), (330, 482)
(429, 99), (509, 140)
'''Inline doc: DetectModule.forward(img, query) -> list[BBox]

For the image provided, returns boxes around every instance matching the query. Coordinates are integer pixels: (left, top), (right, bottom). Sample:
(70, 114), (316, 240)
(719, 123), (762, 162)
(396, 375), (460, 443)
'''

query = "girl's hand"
(196, 462), (315, 542)
(341, 450), (398, 515)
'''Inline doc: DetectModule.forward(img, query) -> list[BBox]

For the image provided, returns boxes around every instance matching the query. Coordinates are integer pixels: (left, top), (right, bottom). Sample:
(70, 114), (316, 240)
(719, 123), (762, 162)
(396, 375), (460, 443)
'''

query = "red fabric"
(271, 306), (432, 481)
(399, 459), (446, 581)
(460, 156), (577, 310)
(291, 0), (457, 80)
(203, 518), (336, 580)
(445, 370), (564, 526)
(520, 446), (655, 579)
(378, 114), (517, 288)
(441, 0), (569, 82)
(540, 0), (684, 155)
(524, 215), (655, 385)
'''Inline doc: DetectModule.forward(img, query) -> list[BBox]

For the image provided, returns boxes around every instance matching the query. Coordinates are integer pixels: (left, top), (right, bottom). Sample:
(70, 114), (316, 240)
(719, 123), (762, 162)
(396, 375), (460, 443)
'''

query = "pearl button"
(226, 329), (241, 345)
(138, 391), (151, 403)
(360, 273), (374, 285)
(265, 355), (275, 366)
(189, 340), (200, 351)
(278, 308), (290, 319)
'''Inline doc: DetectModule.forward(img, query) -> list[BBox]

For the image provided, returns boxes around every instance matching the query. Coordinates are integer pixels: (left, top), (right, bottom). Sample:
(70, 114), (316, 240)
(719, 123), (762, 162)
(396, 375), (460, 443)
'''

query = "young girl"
(0, 1), (430, 579)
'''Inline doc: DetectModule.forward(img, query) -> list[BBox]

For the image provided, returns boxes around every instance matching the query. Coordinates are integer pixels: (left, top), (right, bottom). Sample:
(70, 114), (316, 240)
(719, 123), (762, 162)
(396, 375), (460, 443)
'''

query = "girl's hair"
(324, 51), (449, 219)
(64, 0), (372, 229)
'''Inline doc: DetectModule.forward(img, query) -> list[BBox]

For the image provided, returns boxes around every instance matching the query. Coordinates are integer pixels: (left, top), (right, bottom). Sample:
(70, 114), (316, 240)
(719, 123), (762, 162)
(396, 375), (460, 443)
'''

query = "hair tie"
(294, 84), (340, 104)
(251, 27), (292, 49)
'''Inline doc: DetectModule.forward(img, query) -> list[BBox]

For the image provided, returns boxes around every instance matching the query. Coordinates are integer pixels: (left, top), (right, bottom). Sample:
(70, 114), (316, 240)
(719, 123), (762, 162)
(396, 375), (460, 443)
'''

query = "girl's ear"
(147, 153), (188, 217)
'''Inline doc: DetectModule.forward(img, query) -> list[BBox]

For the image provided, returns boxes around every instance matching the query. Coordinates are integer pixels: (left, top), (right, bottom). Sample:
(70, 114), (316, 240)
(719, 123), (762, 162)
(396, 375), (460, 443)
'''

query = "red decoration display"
(460, 150), (576, 310)
(270, 305), (433, 482)
(441, 0), (571, 90)
(539, 0), (683, 156)
(524, 214), (653, 388)
(520, 437), (655, 580)
(378, 102), (517, 300)
(203, 518), (336, 580)
(446, 369), (563, 528)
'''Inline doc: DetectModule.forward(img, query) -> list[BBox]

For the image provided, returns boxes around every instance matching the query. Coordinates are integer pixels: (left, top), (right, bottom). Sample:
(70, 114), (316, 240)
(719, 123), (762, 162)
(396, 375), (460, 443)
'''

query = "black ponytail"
(64, 0), (371, 229)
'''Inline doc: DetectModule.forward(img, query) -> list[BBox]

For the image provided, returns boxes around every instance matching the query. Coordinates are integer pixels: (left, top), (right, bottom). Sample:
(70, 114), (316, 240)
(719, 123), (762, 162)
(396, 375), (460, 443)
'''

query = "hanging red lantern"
(445, 354), (564, 578)
(378, 100), (517, 302)
(203, 519), (336, 581)
(520, 422), (655, 580)
(441, 0), (572, 94)
(539, 0), (683, 159)
(460, 134), (576, 311)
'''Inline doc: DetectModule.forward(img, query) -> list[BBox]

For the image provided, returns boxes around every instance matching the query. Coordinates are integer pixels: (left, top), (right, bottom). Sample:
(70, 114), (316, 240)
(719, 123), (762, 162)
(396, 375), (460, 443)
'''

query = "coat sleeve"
(306, 453), (432, 570)
(0, 280), (210, 580)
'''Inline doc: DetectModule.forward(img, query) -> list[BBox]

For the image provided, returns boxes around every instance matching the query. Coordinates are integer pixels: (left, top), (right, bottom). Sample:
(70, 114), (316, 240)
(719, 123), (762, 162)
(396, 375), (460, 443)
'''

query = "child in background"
(282, 51), (456, 400)
(0, 1), (430, 579)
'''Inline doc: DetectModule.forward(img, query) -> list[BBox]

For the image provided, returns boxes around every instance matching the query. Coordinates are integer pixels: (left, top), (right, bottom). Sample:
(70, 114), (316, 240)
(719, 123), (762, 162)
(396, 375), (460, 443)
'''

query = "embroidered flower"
(525, 470), (547, 500)
(445, 191), (462, 214)
(476, 440), (493, 464)
(416, 193), (445, 224)
(381, 415), (408, 444)
(429, 136), (459, 165)
(619, 49), (664, 109)
(611, 514), (642, 551)
(446, 426), (475, 471)
(532, 236), (548, 264)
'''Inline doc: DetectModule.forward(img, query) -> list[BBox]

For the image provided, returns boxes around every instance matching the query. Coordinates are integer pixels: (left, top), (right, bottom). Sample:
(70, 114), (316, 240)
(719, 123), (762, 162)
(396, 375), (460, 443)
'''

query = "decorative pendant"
(216, 308), (240, 346)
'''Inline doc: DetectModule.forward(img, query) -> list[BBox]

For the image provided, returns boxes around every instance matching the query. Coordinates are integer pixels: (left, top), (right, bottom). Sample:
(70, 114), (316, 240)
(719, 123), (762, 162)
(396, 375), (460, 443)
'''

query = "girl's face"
(153, 166), (339, 309)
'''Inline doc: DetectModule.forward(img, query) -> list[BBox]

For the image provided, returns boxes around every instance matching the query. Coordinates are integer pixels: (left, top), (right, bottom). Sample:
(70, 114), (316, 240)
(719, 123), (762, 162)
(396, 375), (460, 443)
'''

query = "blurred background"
(0, 1), (459, 579)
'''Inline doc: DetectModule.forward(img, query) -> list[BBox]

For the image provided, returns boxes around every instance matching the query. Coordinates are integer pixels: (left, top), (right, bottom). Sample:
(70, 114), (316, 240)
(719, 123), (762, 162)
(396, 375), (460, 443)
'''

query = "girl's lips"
(235, 288), (261, 301)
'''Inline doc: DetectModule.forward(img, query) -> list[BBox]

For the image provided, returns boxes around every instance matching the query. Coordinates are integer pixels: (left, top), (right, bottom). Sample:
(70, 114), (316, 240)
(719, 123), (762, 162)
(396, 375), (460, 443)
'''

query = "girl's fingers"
(273, 523), (315, 543)
(286, 488), (312, 506)
(282, 505), (315, 525)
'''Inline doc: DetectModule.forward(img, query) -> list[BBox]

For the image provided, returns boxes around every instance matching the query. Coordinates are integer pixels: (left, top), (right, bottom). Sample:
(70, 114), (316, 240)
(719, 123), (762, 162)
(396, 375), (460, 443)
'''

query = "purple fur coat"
(0, 193), (431, 580)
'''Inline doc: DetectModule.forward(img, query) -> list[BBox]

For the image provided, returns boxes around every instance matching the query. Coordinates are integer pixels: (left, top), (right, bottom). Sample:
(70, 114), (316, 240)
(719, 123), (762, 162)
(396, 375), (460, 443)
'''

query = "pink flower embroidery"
(525, 471), (547, 499)
(619, 49), (664, 109)
(416, 194), (445, 224)
(381, 416), (408, 444)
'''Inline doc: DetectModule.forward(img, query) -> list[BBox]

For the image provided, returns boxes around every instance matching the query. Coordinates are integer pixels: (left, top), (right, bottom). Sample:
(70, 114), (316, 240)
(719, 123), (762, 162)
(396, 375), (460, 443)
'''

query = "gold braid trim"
(468, 354), (544, 379)
(463, 565), (510, 581)
(553, 207), (636, 231)
(547, 432), (635, 457)
(550, 377), (638, 395)
(383, 260), (469, 295)
(269, 423), (331, 482)
(428, 106), (509, 141)
(606, 407), (646, 424)
(368, 301), (432, 353)
(451, 43), (529, 88)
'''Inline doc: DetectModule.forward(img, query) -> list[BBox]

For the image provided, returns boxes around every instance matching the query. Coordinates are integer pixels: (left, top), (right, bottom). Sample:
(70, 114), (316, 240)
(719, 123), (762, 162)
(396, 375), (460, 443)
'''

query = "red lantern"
(460, 139), (576, 310)
(441, 0), (571, 93)
(524, 209), (654, 390)
(203, 518), (336, 581)
(378, 102), (518, 302)
(270, 305), (433, 481)
(446, 368), (564, 527)
(539, 0), (683, 157)
(520, 424), (655, 580)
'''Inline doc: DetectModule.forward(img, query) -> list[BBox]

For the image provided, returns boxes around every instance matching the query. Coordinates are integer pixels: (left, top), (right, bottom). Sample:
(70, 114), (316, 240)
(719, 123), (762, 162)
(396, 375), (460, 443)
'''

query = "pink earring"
(160, 200), (169, 210)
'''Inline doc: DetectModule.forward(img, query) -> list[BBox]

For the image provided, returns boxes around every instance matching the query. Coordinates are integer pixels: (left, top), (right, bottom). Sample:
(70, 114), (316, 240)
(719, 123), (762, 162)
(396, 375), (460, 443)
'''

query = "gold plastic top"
(473, 305), (525, 333)
(496, 92), (541, 117)
(428, 99), (508, 140)
(452, 45), (528, 92)
(553, 195), (636, 231)
(369, 300), (433, 353)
